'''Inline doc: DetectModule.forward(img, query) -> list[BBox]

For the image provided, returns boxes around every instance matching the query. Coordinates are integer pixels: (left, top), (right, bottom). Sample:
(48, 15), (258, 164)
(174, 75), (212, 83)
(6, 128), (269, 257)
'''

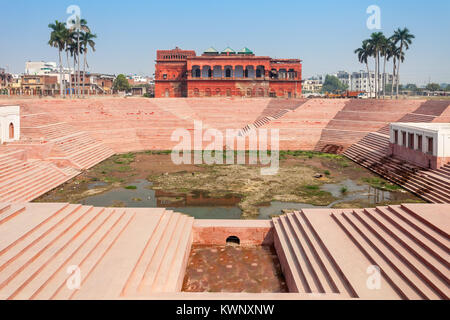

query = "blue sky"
(1, 0), (449, 85)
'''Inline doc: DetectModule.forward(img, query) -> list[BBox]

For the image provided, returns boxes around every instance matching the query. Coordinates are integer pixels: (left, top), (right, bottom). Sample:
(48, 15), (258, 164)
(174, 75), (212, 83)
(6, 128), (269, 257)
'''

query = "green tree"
(367, 32), (385, 99)
(426, 83), (441, 92)
(445, 84), (450, 92)
(391, 28), (415, 98)
(404, 83), (418, 91)
(80, 31), (97, 98)
(321, 75), (348, 94)
(48, 20), (67, 97)
(113, 74), (131, 92)
(355, 40), (373, 98)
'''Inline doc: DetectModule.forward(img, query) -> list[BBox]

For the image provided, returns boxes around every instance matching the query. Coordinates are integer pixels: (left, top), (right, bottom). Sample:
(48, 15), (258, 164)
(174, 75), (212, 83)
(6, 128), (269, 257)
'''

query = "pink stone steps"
(273, 205), (450, 300)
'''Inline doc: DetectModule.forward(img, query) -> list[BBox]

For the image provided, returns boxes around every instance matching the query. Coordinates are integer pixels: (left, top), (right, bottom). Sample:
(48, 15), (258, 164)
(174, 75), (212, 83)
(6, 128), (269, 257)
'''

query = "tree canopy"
(321, 75), (348, 93)
(425, 83), (441, 92)
(113, 74), (131, 92)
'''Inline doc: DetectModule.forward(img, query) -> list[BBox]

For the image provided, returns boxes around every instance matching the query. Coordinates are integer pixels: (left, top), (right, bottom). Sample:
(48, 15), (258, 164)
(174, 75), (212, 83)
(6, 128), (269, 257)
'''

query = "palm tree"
(48, 20), (66, 97)
(63, 25), (74, 98)
(355, 40), (373, 98)
(368, 32), (385, 99)
(391, 28), (415, 98)
(379, 35), (389, 99)
(68, 18), (90, 97)
(80, 32), (97, 98)
(68, 40), (78, 97)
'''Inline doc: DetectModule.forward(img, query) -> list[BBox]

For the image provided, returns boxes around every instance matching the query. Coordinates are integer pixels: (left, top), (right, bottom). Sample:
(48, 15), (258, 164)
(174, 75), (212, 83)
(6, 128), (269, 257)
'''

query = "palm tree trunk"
(58, 49), (63, 98)
(396, 60), (401, 99)
(83, 50), (87, 99)
(77, 32), (81, 97)
(73, 55), (77, 98)
(66, 51), (72, 99)
(391, 57), (396, 99)
(383, 55), (387, 99)
(377, 52), (381, 99)
(366, 62), (371, 98)
(375, 54), (378, 99)
(396, 45), (403, 99)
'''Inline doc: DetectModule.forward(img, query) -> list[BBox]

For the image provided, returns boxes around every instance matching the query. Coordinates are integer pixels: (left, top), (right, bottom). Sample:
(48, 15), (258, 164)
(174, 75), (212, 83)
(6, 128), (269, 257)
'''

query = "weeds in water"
(362, 177), (401, 191)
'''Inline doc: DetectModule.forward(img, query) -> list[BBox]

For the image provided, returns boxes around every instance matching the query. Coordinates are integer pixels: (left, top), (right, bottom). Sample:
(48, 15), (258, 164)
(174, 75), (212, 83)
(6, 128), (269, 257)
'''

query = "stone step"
(352, 209), (448, 299)
(344, 146), (450, 203)
(330, 210), (424, 300)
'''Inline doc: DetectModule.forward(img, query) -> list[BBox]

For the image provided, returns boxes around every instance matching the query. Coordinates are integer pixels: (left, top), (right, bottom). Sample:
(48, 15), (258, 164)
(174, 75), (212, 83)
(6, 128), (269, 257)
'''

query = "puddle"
(182, 245), (288, 293)
(256, 179), (414, 218)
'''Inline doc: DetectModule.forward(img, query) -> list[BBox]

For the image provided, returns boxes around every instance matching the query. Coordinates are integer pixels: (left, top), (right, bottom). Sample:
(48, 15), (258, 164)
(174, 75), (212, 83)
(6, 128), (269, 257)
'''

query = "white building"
(0, 106), (20, 144)
(389, 122), (450, 169)
(25, 62), (58, 75)
(336, 70), (393, 94)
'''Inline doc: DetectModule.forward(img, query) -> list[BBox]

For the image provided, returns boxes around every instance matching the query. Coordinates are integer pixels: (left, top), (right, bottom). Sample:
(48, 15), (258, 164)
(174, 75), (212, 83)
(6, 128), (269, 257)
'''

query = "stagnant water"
(182, 245), (288, 293)
(80, 179), (414, 219)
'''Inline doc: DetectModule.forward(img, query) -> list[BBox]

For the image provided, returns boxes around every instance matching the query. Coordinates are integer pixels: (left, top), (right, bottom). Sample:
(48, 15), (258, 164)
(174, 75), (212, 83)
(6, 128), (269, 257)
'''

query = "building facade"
(336, 70), (394, 94)
(155, 47), (302, 98)
(389, 123), (450, 169)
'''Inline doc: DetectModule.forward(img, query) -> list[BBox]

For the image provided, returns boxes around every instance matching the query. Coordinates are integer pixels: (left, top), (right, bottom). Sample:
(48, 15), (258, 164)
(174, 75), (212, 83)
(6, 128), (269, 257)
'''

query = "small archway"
(245, 66), (255, 78)
(257, 88), (264, 97)
(193, 88), (200, 97)
(192, 66), (201, 78)
(9, 123), (14, 139)
(205, 88), (211, 97)
(213, 66), (223, 78)
(226, 236), (240, 246)
(224, 66), (233, 78)
(256, 66), (265, 78)
(235, 66), (244, 78)
(202, 66), (212, 78)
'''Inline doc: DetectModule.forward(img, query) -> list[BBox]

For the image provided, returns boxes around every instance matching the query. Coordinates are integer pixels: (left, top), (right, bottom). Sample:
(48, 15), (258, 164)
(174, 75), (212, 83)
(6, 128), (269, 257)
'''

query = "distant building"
(25, 61), (58, 75)
(335, 70), (393, 93)
(155, 47), (302, 98)
(71, 73), (115, 95)
(303, 79), (323, 93)
(19, 75), (58, 96)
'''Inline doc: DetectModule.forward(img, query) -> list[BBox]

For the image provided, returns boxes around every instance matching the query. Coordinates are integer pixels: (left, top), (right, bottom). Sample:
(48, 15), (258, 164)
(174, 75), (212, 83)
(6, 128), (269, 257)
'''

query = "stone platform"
(0, 202), (448, 300)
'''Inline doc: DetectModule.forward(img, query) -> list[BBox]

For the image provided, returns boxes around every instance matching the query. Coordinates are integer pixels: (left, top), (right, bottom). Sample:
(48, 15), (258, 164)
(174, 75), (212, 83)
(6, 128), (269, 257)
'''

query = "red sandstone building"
(155, 47), (302, 98)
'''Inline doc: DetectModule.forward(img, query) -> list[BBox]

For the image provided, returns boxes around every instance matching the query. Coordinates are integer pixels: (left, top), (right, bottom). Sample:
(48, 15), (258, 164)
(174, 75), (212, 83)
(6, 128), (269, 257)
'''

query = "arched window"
(205, 88), (211, 97)
(225, 69), (232, 78)
(215, 88), (221, 96)
(9, 123), (14, 139)
(246, 88), (252, 97)
(193, 88), (199, 97)
(258, 88), (264, 97)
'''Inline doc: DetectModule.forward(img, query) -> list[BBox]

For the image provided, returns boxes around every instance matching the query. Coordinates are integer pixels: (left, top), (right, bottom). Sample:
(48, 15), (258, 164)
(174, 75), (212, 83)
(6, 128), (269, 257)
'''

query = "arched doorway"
(9, 123), (14, 139)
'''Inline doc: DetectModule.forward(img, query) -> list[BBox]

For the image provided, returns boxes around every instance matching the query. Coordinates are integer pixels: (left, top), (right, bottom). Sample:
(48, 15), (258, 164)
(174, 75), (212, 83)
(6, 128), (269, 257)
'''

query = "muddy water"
(81, 179), (243, 219)
(182, 245), (288, 293)
(79, 178), (416, 220)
